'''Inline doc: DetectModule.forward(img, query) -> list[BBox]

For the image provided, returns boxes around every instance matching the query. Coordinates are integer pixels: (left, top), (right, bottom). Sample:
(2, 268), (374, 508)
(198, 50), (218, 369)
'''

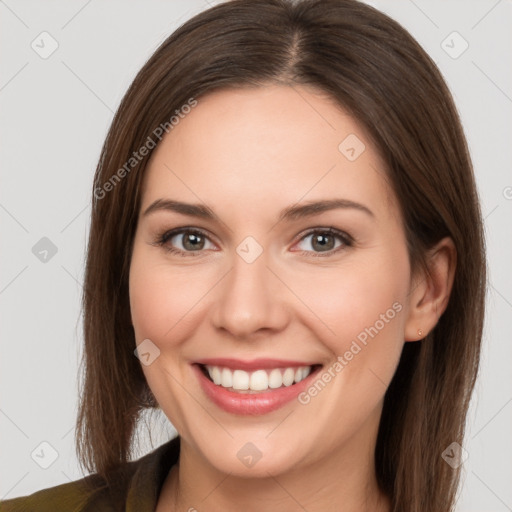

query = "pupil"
(184, 233), (203, 250)
(313, 234), (333, 251)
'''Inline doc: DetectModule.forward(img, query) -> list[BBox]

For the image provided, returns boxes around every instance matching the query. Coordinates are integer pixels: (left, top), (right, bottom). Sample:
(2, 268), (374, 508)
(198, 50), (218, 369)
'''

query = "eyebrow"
(142, 198), (374, 222)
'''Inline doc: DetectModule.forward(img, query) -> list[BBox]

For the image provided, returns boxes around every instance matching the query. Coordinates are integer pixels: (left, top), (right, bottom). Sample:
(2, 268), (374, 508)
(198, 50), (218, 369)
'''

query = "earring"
(417, 329), (423, 337)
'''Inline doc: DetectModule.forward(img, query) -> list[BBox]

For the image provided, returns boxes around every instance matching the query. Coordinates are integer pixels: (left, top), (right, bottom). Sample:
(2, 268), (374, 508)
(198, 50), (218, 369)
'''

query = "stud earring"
(417, 329), (423, 337)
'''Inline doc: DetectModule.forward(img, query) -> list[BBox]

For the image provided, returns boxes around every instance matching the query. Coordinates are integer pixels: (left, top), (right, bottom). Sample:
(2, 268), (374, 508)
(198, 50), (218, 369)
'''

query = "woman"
(1, 0), (486, 510)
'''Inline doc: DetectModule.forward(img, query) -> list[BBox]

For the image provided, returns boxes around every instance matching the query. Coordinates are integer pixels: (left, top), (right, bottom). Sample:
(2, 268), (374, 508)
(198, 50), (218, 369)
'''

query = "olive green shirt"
(0, 436), (180, 512)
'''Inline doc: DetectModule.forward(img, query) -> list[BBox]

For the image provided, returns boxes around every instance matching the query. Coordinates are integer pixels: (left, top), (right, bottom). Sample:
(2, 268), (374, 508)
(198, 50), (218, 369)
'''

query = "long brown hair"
(76, 1), (486, 510)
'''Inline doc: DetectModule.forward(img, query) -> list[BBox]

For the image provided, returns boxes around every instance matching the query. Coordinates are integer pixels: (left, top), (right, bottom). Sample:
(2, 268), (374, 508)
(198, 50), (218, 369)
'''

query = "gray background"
(1, 0), (511, 509)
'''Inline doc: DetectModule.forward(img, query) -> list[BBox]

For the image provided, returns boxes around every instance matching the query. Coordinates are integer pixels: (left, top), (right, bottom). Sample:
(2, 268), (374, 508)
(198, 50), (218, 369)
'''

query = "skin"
(128, 84), (456, 512)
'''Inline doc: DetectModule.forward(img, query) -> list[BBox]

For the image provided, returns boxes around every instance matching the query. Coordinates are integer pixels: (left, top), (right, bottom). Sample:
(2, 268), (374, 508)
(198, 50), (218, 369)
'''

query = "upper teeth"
(206, 365), (312, 391)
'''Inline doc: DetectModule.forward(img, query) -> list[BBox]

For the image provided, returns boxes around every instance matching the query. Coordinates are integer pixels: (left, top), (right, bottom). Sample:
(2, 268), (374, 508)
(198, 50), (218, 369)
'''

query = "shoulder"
(0, 472), (111, 512)
(0, 436), (180, 512)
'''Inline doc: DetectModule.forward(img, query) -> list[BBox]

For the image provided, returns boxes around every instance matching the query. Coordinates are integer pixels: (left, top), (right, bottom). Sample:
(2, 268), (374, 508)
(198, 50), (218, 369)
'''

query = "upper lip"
(194, 358), (320, 371)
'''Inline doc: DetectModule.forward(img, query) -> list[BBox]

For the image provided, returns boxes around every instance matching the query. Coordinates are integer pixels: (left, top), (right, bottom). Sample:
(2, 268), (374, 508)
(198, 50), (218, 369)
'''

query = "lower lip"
(193, 364), (321, 415)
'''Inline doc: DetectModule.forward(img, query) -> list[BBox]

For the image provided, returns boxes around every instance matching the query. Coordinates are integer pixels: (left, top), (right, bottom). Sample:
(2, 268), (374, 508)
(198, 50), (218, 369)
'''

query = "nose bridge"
(212, 238), (288, 337)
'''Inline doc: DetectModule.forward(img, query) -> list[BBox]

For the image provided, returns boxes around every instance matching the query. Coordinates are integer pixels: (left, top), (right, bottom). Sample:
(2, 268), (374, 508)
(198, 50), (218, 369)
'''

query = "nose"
(211, 246), (290, 339)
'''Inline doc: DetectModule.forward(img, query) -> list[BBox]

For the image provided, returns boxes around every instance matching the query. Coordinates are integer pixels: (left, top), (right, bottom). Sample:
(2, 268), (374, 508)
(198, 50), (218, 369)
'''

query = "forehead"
(140, 84), (398, 224)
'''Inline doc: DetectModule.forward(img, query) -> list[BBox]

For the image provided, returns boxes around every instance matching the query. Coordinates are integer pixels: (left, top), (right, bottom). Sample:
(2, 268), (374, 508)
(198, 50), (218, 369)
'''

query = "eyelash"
(153, 226), (354, 258)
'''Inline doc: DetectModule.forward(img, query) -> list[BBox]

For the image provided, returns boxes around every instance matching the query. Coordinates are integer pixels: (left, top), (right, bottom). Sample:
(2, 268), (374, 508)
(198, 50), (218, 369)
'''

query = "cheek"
(298, 250), (409, 364)
(291, 253), (408, 439)
(129, 247), (202, 431)
(129, 251), (208, 344)
(130, 275), (176, 340)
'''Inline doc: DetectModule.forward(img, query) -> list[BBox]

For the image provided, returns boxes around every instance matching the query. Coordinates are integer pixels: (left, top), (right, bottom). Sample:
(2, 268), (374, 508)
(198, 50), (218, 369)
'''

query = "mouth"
(192, 358), (323, 415)
(197, 363), (322, 393)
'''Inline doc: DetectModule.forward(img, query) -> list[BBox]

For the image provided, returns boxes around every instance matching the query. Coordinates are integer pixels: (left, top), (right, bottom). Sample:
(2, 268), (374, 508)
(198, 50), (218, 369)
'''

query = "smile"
(193, 358), (323, 415)
(202, 364), (313, 392)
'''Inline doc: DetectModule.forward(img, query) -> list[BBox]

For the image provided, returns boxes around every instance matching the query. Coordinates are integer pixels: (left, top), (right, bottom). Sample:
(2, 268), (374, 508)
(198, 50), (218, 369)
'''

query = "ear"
(404, 236), (457, 342)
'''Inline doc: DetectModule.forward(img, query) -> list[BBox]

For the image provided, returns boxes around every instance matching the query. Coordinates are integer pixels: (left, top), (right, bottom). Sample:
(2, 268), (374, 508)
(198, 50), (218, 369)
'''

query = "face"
(129, 84), (413, 477)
